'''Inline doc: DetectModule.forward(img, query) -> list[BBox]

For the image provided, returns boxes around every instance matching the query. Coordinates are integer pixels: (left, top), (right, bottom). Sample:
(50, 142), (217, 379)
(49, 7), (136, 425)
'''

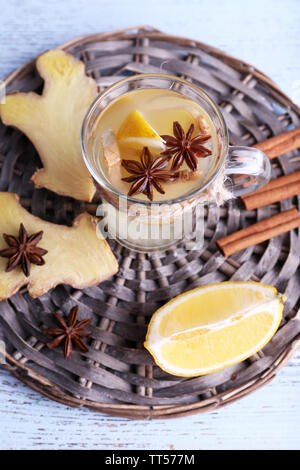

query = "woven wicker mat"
(1, 26), (300, 420)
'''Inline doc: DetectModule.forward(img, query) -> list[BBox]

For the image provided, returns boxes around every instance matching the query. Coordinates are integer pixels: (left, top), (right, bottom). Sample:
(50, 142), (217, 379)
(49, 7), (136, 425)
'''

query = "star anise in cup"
(161, 121), (212, 171)
(0, 223), (48, 277)
(121, 146), (178, 201)
(44, 306), (91, 359)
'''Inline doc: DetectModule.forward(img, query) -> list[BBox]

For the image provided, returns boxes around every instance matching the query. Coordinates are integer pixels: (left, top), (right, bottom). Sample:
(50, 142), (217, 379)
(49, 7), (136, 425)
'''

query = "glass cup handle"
(224, 146), (271, 197)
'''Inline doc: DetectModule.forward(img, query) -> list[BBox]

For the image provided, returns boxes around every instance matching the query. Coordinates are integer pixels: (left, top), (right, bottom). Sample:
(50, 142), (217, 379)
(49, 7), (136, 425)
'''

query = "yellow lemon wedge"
(116, 110), (165, 151)
(144, 282), (284, 377)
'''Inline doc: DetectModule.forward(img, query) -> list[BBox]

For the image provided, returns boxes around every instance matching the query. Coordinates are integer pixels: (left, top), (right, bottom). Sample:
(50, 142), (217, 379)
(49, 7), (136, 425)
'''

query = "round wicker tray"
(1, 26), (300, 419)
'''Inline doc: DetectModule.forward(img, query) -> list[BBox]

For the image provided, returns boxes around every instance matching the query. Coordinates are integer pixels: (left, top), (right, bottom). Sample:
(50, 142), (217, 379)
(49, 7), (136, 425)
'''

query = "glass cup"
(81, 74), (271, 252)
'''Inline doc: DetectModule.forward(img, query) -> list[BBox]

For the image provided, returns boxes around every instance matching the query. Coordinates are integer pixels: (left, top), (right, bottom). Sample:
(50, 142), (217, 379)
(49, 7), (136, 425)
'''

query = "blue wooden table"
(0, 0), (300, 450)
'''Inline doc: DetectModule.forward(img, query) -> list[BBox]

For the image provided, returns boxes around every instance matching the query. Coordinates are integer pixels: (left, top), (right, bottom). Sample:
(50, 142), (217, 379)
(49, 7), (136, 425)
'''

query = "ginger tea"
(82, 74), (270, 252)
(92, 88), (218, 202)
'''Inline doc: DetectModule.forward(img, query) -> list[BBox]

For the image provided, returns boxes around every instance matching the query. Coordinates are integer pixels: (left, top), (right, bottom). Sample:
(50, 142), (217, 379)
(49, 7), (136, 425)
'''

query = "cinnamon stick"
(253, 127), (300, 159)
(216, 208), (300, 257)
(241, 170), (300, 210)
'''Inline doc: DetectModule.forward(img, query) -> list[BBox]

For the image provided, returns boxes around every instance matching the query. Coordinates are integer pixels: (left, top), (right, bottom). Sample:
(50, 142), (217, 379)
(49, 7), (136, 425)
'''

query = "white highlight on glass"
(0, 80), (5, 104)
(0, 340), (6, 364)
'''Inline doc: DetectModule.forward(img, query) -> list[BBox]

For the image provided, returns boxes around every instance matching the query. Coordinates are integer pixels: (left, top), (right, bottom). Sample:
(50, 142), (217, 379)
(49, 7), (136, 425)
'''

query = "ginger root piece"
(0, 193), (118, 300)
(0, 50), (97, 202)
(101, 129), (129, 193)
(178, 169), (202, 181)
(102, 129), (121, 168)
(197, 115), (210, 134)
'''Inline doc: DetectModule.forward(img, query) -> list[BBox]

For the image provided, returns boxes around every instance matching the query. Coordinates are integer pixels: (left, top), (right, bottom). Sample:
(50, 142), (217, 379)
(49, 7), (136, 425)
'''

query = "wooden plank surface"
(0, 0), (300, 451)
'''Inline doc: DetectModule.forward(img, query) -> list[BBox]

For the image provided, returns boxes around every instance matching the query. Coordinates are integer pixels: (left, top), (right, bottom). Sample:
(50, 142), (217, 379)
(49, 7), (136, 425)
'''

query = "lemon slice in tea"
(116, 110), (165, 151)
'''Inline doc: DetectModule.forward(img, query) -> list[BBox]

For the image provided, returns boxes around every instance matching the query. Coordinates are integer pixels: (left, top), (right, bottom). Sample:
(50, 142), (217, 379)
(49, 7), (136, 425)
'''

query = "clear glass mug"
(81, 74), (271, 252)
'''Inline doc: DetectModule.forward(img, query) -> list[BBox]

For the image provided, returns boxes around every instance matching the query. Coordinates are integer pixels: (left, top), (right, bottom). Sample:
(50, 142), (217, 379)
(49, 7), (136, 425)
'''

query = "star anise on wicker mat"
(0, 223), (48, 277)
(161, 121), (212, 171)
(44, 306), (91, 359)
(121, 146), (178, 201)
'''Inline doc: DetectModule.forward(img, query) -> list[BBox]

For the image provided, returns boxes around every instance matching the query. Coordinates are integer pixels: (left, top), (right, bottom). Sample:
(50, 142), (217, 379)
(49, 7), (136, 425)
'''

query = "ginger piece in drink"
(197, 115), (210, 134)
(101, 128), (129, 193)
(178, 169), (202, 182)
(102, 129), (121, 168)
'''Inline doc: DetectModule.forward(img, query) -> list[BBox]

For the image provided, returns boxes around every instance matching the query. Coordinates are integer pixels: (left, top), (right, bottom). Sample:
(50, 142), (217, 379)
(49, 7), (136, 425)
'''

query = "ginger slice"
(102, 129), (121, 168)
(0, 50), (98, 202)
(0, 193), (118, 300)
(101, 129), (129, 193)
(178, 169), (202, 181)
(197, 115), (210, 134)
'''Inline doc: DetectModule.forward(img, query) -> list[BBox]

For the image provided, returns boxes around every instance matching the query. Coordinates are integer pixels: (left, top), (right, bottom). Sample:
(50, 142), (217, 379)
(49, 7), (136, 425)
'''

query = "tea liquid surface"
(94, 88), (218, 201)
